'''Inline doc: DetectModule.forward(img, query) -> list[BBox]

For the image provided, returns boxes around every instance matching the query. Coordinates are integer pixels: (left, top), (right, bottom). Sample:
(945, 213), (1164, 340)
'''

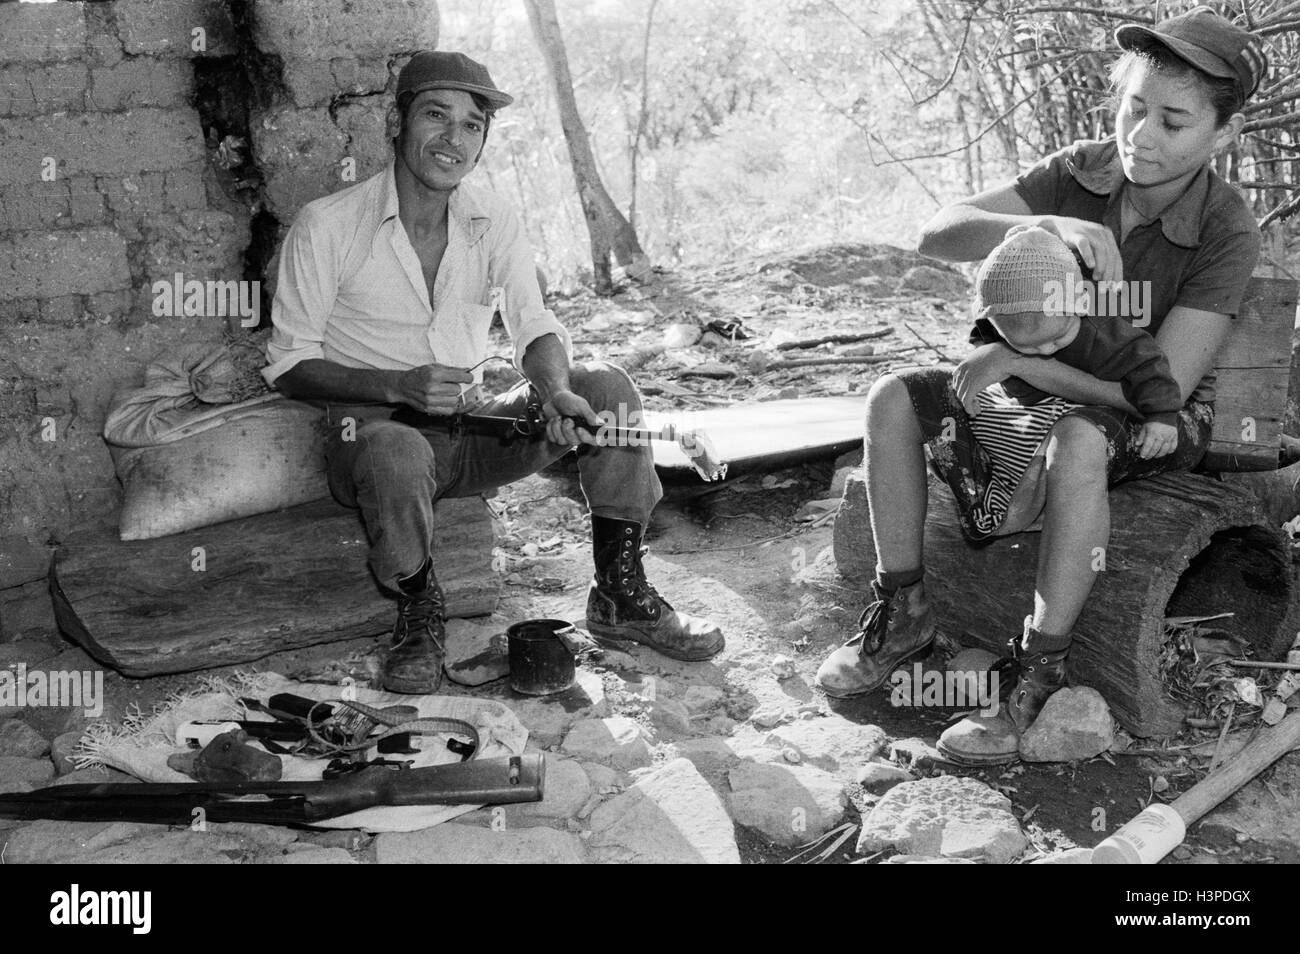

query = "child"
(960, 224), (1183, 537)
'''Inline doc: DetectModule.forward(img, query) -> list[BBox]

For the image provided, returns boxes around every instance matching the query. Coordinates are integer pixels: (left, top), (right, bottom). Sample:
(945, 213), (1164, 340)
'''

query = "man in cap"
(263, 52), (723, 693)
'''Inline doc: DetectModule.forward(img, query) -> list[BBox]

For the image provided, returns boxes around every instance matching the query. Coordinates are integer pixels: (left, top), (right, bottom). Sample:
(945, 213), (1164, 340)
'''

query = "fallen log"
(833, 471), (1292, 737)
(50, 496), (501, 678)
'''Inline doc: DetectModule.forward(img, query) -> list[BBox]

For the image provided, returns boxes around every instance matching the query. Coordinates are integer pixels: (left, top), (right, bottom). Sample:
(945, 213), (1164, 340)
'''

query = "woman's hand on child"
(1136, 420), (1177, 459)
(954, 343), (1020, 416)
(1038, 215), (1124, 284)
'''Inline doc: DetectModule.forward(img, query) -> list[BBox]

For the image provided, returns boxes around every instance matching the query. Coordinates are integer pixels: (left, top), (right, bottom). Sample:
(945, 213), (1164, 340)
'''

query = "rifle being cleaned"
(0, 753), (546, 825)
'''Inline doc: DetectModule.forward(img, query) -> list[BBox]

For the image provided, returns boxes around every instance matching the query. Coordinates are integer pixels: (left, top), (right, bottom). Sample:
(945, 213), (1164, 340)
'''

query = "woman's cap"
(974, 225), (1086, 321)
(396, 51), (514, 111)
(1115, 6), (1268, 102)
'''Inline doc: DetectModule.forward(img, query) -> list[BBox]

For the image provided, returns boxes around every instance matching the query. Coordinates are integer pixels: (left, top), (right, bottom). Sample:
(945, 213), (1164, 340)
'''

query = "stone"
(589, 758), (738, 864)
(0, 756), (54, 785)
(269, 847), (356, 864)
(897, 264), (968, 298)
(857, 775), (1027, 864)
(728, 760), (848, 848)
(560, 717), (652, 770)
(770, 655), (797, 680)
(115, 0), (238, 57)
(508, 698), (578, 749)
(1019, 687), (1116, 763)
(760, 717), (889, 774)
(855, 761), (914, 793)
(580, 762), (622, 793)
(253, 0), (439, 60)
(649, 699), (692, 735)
(375, 824), (585, 864)
(0, 1), (87, 64)
(0, 719), (49, 758)
(682, 685), (725, 714)
(0, 229), (131, 302)
(1031, 847), (1094, 864)
(50, 731), (82, 775)
(750, 705), (789, 729)
(667, 737), (743, 782)
(443, 619), (508, 687)
(2, 820), (248, 864)
(206, 823), (299, 849)
(889, 737), (945, 768)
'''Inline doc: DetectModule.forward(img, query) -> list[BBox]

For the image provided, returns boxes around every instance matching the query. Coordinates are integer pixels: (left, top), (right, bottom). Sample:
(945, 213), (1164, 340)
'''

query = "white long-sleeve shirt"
(262, 163), (571, 388)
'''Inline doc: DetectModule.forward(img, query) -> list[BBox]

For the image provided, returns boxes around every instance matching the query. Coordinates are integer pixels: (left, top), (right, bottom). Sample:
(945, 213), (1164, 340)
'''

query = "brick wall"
(0, 0), (439, 546)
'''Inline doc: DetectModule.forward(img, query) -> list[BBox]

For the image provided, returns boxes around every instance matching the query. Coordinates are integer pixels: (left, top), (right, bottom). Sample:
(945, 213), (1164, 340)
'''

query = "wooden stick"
(1228, 659), (1300, 671)
(902, 321), (956, 363)
(766, 347), (922, 370)
(1171, 706), (1300, 826)
(775, 328), (895, 350)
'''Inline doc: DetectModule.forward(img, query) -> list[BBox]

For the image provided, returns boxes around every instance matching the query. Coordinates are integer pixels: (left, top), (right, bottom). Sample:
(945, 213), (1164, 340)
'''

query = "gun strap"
(305, 700), (481, 759)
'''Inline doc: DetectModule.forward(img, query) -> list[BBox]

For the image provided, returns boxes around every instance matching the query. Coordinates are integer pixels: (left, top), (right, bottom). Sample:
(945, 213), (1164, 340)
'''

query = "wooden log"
(50, 497), (502, 678)
(833, 471), (1291, 737)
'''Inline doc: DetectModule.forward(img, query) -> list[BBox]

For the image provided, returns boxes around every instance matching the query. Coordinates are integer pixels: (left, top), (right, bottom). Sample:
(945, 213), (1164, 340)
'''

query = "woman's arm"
(1151, 305), (1232, 403)
(917, 183), (1124, 282)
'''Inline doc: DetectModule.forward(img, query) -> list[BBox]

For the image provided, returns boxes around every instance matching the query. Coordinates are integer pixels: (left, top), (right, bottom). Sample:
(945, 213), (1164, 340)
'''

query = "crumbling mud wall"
(0, 0), (438, 546)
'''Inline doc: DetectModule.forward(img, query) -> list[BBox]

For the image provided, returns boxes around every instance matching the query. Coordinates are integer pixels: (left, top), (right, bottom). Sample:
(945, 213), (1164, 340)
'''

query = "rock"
(760, 717), (888, 774)
(269, 847), (357, 864)
(682, 685), (725, 714)
(898, 264), (967, 298)
(298, 829), (367, 851)
(1031, 847), (1094, 864)
(50, 731), (83, 775)
(728, 760), (848, 848)
(770, 655), (797, 680)
(889, 737), (945, 768)
(855, 761), (914, 793)
(519, 756), (592, 821)
(443, 619), (508, 687)
(580, 761), (622, 792)
(782, 747), (801, 764)
(946, 647), (1000, 674)
(667, 737), (743, 782)
(1018, 687), (1116, 763)
(0, 719), (49, 759)
(857, 775), (1027, 864)
(374, 824), (585, 864)
(663, 322), (702, 348)
(750, 704), (789, 729)
(206, 822), (299, 849)
(699, 331), (728, 349)
(3, 820), (244, 864)
(589, 758), (738, 863)
(649, 699), (692, 735)
(509, 699), (579, 749)
(560, 717), (653, 770)
(829, 465), (860, 498)
(0, 756), (53, 785)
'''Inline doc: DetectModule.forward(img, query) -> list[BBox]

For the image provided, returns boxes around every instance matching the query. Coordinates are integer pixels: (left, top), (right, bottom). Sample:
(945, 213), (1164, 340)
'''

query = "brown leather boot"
(381, 557), (447, 694)
(815, 579), (935, 698)
(585, 516), (724, 661)
(936, 618), (1070, 765)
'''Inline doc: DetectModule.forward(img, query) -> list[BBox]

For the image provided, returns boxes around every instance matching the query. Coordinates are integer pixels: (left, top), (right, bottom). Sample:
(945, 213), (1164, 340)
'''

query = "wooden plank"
(646, 396), (863, 476)
(50, 497), (502, 677)
(833, 471), (1291, 737)
(1204, 277), (1298, 472)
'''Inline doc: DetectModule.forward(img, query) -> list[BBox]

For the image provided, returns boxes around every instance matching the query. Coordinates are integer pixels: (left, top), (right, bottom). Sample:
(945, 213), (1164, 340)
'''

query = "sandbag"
(110, 396), (330, 541)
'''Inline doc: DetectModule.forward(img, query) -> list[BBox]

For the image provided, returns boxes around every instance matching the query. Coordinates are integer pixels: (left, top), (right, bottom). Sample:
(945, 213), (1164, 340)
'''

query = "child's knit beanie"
(974, 224), (1085, 321)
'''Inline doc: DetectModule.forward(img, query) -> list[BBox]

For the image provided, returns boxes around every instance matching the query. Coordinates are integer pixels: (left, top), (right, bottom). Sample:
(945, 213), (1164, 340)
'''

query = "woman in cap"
(818, 7), (1269, 764)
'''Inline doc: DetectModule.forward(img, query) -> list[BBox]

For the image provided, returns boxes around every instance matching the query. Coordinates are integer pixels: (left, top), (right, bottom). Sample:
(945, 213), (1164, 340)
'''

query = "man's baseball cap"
(1115, 6), (1268, 103)
(396, 51), (514, 111)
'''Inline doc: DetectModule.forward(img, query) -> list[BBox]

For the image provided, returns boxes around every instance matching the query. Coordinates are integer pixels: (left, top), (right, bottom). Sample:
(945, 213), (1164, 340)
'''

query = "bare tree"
(523, 0), (652, 294)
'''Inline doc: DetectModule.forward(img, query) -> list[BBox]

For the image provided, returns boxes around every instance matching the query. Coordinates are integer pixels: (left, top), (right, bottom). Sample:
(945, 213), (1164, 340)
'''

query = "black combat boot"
(381, 556), (447, 694)
(585, 516), (724, 661)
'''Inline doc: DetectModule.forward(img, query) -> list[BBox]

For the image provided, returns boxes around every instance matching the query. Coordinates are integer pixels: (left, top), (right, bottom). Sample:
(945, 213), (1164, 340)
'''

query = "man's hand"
(1136, 420), (1177, 459)
(1038, 215), (1124, 284)
(390, 364), (475, 415)
(953, 343), (1021, 416)
(542, 390), (604, 446)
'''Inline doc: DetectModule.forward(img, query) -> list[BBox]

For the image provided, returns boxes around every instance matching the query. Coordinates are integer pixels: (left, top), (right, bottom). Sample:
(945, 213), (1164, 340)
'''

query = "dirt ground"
(7, 243), (1299, 864)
